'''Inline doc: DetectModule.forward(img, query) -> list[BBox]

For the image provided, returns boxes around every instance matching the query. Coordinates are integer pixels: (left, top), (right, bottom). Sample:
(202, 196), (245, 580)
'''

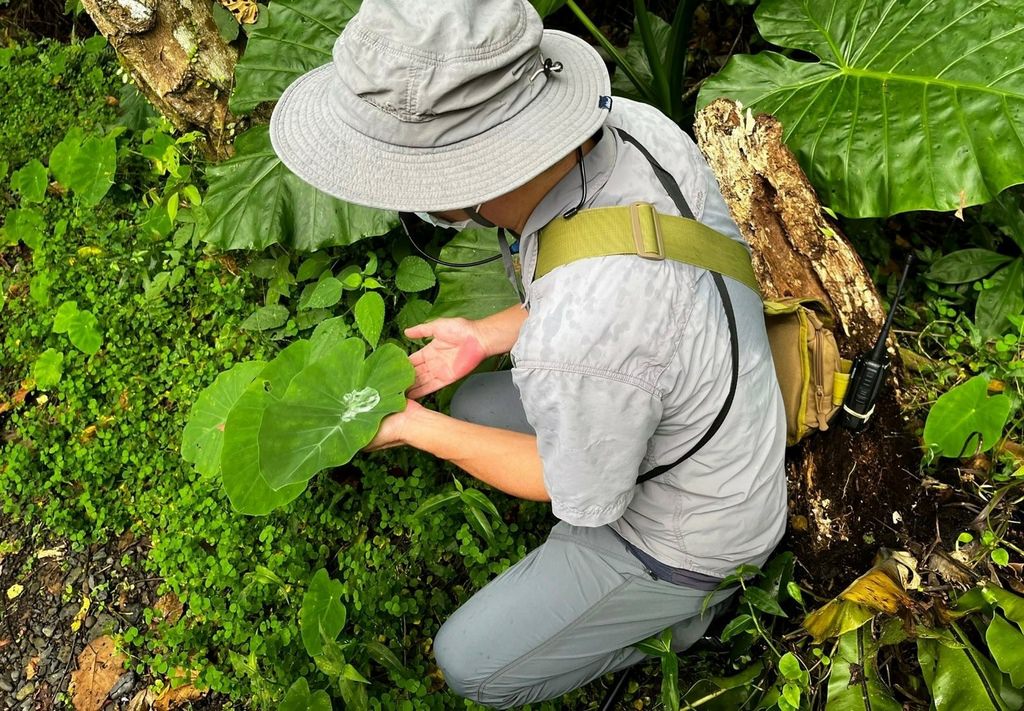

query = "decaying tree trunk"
(80, 0), (238, 160)
(695, 99), (932, 589)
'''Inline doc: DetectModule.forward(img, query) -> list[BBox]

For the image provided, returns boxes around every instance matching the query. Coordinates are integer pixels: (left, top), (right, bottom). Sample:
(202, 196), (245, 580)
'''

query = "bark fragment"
(695, 99), (929, 588)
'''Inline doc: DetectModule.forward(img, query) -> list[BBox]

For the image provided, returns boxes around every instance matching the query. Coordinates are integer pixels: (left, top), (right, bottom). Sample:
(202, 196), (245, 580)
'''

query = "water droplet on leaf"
(340, 387), (380, 422)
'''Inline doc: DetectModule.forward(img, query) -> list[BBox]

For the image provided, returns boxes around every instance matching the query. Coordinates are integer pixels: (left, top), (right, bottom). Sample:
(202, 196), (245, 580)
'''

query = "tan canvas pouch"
(764, 298), (851, 445)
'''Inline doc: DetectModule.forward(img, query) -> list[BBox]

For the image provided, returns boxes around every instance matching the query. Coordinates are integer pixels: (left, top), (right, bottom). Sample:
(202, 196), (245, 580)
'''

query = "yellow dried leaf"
(6, 583), (23, 600)
(71, 595), (92, 633)
(802, 551), (917, 642)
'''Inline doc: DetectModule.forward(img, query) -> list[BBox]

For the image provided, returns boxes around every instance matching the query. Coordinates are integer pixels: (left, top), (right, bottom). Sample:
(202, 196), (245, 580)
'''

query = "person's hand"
(363, 399), (426, 452)
(405, 318), (488, 399)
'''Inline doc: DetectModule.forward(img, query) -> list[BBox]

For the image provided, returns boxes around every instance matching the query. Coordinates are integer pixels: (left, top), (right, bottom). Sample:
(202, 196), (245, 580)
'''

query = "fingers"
(404, 322), (434, 339)
(407, 380), (441, 400)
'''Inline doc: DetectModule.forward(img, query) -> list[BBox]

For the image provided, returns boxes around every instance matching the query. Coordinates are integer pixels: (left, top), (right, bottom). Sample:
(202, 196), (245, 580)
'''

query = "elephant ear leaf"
(231, 0), (362, 113)
(182, 360), (267, 477)
(202, 126), (396, 251)
(257, 340), (413, 491)
(429, 228), (519, 320)
(698, 0), (1024, 218)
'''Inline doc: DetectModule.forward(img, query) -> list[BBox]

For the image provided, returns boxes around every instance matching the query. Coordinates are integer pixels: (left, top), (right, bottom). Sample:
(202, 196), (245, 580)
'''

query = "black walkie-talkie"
(836, 256), (913, 432)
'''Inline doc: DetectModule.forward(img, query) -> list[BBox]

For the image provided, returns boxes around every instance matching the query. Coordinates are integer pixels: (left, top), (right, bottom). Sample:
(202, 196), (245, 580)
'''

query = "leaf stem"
(565, 0), (657, 105)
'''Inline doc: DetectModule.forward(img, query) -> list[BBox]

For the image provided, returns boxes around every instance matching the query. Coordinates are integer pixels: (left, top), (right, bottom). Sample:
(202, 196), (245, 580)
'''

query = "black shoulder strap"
(611, 127), (739, 484)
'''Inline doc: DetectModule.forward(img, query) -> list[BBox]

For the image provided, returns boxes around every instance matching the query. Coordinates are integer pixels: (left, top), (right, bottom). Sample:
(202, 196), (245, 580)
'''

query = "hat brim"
(269, 31), (611, 213)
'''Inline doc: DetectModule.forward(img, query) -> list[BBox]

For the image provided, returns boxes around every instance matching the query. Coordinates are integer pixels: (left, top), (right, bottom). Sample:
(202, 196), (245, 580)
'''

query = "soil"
(0, 516), (227, 710)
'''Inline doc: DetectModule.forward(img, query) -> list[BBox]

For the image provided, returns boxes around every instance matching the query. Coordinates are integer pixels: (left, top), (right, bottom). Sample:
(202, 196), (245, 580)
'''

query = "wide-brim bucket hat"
(269, 0), (611, 213)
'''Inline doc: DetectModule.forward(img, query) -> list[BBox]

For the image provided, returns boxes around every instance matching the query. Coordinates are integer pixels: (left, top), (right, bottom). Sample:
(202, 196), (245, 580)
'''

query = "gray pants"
(438, 372), (735, 708)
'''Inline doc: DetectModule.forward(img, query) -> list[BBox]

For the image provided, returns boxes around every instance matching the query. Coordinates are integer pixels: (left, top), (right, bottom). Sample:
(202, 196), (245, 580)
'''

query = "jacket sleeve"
(512, 364), (663, 526)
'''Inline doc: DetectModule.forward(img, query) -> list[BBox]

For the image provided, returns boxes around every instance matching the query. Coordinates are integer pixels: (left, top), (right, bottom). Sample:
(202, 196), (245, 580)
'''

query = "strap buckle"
(629, 202), (665, 260)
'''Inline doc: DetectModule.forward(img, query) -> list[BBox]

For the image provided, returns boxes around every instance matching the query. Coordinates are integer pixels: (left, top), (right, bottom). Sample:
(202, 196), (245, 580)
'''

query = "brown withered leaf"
(217, 0), (259, 23)
(152, 593), (184, 627)
(154, 683), (206, 710)
(71, 636), (127, 711)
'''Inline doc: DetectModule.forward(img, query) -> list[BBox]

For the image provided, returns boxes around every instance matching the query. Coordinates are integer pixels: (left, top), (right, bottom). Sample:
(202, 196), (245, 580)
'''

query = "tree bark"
(694, 99), (931, 589)
(80, 0), (238, 160)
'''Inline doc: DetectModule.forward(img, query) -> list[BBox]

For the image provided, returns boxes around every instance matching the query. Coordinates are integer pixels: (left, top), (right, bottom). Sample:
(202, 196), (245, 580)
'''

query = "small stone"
(0, 678), (13, 692)
(65, 566), (84, 585)
(15, 681), (34, 701)
(40, 625), (54, 638)
(31, 637), (46, 651)
(108, 671), (135, 700)
(83, 615), (96, 629)
(58, 603), (78, 622)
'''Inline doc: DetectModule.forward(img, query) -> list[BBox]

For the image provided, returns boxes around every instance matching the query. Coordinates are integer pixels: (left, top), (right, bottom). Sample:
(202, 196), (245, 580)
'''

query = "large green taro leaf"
(230, 0), (361, 114)
(181, 361), (266, 477)
(429, 228), (519, 320)
(698, 0), (1024, 218)
(221, 341), (316, 515)
(202, 126), (397, 251)
(258, 339), (413, 490)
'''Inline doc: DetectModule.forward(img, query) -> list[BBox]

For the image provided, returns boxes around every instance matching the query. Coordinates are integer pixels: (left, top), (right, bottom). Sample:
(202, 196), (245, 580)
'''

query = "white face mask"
(414, 211), (473, 231)
(414, 204), (491, 232)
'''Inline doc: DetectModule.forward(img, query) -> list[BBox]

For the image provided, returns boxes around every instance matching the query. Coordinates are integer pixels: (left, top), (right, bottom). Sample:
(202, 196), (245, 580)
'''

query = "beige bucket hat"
(268, 0), (611, 213)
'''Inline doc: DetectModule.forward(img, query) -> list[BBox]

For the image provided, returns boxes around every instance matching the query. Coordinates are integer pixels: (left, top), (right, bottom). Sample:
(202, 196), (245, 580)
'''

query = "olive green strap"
(536, 202), (761, 296)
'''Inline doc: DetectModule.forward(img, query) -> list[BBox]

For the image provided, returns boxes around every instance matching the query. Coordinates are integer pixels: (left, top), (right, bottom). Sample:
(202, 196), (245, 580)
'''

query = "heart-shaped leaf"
(924, 376), (1012, 458)
(48, 127), (118, 206)
(10, 159), (48, 204)
(300, 568), (347, 658)
(33, 348), (64, 390)
(354, 291), (385, 348)
(257, 340), (413, 491)
(395, 256), (436, 293)
(52, 301), (102, 355)
(699, 0), (1024, 218)
(182, 361), (267, 477)
(2, 207), (45, 249)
